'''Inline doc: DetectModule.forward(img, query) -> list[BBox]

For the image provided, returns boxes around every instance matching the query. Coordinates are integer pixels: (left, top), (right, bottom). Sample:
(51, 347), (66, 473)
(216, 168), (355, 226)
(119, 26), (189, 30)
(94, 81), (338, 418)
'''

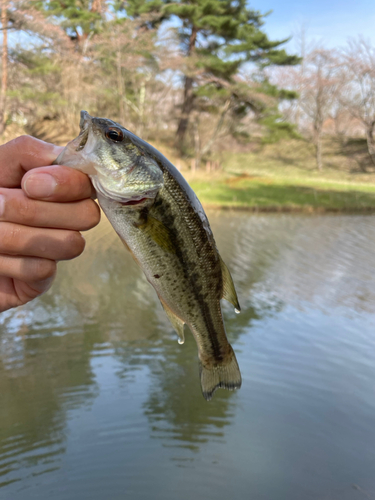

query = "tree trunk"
(0, 0), (8, 135)
(315, 133), (323, 171)
(175, 76), (194, 150)
(365, 121), (375, 166)
(116, 46), (126, 125)
(192, 116), (201, 169)
(137, 80), (146, 137)
(201, 98), (231, 156)
(175, 26), (197, 152)
(314, 109), (323, 171)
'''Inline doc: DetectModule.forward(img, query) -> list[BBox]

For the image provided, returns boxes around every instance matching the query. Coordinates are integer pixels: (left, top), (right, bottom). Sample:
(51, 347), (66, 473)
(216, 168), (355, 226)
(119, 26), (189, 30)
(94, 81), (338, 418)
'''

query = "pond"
(1, 212), (375, 500)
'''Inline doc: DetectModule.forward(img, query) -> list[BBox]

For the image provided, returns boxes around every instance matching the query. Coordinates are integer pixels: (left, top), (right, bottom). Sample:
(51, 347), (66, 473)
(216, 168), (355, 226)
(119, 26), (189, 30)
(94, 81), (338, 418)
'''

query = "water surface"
(1, 213), (375, 500)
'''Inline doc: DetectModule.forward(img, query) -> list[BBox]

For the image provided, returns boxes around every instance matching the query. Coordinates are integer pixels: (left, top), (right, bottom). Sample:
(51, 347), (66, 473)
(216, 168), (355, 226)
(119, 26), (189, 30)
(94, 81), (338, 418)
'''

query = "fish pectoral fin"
(138, 216), (176, 254)
(220, 256), (241, 312)
(160, 300), (185, 345)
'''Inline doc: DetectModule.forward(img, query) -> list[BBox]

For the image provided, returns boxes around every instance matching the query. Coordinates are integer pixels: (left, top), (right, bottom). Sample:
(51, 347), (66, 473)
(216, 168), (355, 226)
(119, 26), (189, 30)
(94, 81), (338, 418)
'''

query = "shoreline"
(202, 204), (375, 214)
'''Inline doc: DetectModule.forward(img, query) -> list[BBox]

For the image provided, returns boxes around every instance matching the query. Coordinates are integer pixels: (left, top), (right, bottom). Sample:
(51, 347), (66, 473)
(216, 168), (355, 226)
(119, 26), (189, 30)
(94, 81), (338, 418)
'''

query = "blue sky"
(10, 1), (375, 55)
(257, 0), (375, 52)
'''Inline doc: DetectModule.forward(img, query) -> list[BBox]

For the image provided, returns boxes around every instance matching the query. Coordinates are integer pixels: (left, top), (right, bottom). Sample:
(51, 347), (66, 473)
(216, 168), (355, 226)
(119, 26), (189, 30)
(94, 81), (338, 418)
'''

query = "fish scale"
(54, 111), (242, 401)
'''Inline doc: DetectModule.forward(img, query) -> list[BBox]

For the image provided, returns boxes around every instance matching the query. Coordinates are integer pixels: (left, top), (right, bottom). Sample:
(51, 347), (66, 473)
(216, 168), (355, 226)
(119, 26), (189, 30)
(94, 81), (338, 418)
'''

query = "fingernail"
(24, 173), (58, 199)
(0, 195), (4, 218)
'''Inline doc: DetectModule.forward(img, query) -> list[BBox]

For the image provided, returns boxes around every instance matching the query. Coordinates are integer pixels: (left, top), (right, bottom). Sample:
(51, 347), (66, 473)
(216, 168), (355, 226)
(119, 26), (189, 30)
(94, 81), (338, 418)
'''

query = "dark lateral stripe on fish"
(156, 173), (225, 363)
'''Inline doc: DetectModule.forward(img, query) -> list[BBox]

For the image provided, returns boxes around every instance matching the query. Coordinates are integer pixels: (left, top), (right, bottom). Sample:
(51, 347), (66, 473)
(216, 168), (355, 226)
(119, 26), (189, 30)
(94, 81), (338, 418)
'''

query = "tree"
(302, 50), (342, 170)
(0, 0), (8, 134)
(274, 47), (341, 170)
(340, 38), (375, 166)
(187, 73), (298, 167)
(3, 0), (299, 155)
(36, 0), (107, 50)
(126, 0), (300, 153)
(94, 17), (158, 135)
(0, 2), (75, 137)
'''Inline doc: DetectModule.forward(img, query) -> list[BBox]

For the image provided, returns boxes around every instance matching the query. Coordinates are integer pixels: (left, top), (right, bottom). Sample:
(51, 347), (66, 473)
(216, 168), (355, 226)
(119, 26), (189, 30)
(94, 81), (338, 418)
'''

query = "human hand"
(0, 135), (100, 313)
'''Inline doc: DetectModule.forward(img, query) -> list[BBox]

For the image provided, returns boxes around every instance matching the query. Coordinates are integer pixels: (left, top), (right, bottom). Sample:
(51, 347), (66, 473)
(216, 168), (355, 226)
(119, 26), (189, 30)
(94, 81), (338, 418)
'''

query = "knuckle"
(0, 191), (37, 225)
(11, 135), (34, 150)
(2, 223), (22, 252)
(14, 195), (37, 222)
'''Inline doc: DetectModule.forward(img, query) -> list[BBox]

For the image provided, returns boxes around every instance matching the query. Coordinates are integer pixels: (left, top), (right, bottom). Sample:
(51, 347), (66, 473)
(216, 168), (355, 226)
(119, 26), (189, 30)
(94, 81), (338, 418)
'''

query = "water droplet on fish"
(178, 338), (185, 345)
(234, 308), (241, 314)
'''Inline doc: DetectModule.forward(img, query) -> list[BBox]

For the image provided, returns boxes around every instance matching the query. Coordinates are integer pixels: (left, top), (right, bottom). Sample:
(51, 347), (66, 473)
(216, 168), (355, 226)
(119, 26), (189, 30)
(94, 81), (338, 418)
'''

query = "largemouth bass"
(55, 111), (241, 400)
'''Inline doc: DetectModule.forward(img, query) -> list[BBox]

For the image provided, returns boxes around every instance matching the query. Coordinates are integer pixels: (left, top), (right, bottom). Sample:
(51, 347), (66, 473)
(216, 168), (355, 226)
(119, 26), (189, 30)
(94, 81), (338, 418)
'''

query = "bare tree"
(340, 38), (375, 165)
(300, 49), (342, 170)
(94, 18), (162, 136)
(274, 47), (341, 170)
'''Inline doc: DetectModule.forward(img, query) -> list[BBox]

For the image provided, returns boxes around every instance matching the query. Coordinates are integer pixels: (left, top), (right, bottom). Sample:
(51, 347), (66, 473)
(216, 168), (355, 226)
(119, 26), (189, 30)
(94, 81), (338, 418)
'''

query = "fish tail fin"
(199, 347), (242, 401)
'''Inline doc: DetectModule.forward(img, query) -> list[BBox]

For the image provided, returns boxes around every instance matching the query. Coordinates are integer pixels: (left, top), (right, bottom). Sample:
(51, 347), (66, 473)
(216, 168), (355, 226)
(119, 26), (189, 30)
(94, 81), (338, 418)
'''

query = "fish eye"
(106, 127), (124, 142)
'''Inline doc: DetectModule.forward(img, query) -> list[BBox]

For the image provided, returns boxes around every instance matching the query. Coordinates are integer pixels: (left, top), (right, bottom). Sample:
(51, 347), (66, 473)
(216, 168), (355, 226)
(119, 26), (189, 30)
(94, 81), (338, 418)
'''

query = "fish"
(54, 111), (242, 400)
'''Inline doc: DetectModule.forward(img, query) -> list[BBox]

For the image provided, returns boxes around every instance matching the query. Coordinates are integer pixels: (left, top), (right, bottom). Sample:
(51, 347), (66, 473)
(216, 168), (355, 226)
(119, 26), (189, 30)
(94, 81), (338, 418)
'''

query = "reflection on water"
(1, 214), (375, 499)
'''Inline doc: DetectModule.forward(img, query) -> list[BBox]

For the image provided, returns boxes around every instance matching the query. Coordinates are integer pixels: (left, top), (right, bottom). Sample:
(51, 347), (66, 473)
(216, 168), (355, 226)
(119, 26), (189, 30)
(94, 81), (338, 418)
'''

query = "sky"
(256, 0), (375, 52)
(9, 1), (375, 57)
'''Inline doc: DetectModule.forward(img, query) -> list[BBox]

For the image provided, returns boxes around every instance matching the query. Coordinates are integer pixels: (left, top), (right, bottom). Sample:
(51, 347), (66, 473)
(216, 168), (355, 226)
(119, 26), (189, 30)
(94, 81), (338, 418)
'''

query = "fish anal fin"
(160, 300), (185, 345)
(220, 256), (241, 312)
(199, 346), (242, 401)
(138, 216), (176, 254)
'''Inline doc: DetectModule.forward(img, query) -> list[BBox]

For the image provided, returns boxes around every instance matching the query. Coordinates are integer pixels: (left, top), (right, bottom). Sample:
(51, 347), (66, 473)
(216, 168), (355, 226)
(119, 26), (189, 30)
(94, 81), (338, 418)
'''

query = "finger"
(22, 165), (96, 202)
(0, 254), (56, 285)
(0, 256), (56, 311)
(11, 276), (55, 307)
(0, 222), (86, 261)
(0, 188), (100, 230)
(0, 136), (63, 188)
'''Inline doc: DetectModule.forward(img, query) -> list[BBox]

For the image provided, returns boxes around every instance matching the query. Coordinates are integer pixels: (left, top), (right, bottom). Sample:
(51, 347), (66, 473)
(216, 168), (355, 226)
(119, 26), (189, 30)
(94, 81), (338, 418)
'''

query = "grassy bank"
(189, 176), (375, 212)
(182, 138), (375, 212)
(4, 126), (375, 212)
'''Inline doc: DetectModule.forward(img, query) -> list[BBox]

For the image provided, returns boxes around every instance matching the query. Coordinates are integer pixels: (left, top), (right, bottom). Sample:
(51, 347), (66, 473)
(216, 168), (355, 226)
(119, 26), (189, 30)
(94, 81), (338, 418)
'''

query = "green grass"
(183, 137), (375, 211)
(189, 177), (375, 211)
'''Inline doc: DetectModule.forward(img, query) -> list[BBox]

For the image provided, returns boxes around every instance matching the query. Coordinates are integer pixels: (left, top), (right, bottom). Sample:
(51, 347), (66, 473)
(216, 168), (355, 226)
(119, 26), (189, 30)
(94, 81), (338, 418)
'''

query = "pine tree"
(36, 0), (107, 49)
(126, 0), (300, 152)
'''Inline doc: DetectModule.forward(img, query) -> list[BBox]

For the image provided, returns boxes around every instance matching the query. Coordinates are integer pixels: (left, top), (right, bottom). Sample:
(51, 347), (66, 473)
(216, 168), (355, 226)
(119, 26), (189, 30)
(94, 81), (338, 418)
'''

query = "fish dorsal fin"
(220, 256), (241, 313)
(160, 300), (185, 344)
(138, 215), (176, 254)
